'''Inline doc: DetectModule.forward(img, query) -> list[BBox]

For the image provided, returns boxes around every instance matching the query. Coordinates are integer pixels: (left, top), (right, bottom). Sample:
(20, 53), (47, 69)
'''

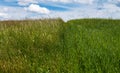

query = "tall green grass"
(0, 19), (120, 73)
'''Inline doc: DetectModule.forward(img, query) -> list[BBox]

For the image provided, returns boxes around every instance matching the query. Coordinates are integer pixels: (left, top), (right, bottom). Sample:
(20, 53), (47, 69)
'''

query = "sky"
(0, 0), (120, 21)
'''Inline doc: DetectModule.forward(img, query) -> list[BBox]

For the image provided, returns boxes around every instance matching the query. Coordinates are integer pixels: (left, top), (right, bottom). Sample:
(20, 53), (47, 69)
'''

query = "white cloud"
(3, 8), (8, 12)
(108, 0), (120, 2)
(18, 0), (38, 6)
(17, 0), (95, 5)
(0, 13), (8, 19)
(108, 0), (120, 4)
(0, 6), (29, 20)
(25, 4), (50, 14)
(46, 3), (120, 21)
(0, 7), (8, 12)
(74, 0), (94, 4)
(1, 0), (120, 21)
(45, 0), (94, 4)
(41, 0), (95, 4)
(50, 0), (70, 3)
(103, 3), (120, 13)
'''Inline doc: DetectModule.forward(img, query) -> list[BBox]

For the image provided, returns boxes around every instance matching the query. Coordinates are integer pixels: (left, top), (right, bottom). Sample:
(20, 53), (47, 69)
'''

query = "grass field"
(0, 18), (120, 73)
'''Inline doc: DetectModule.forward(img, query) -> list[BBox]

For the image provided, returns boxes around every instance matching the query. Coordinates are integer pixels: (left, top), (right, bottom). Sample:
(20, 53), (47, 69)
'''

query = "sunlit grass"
(0, 18), (120, 73)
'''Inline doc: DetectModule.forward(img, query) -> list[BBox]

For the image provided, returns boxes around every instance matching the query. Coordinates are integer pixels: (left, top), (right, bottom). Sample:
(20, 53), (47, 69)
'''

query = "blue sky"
(0, 0), (120, 21)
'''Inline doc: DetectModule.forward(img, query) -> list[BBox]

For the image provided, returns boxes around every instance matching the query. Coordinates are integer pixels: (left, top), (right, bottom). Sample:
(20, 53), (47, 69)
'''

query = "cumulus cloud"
(25, 4), (50, 14)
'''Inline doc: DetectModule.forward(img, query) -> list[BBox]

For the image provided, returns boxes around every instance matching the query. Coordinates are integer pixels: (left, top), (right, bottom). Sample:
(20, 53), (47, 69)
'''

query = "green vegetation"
(0, 19), (120, 73)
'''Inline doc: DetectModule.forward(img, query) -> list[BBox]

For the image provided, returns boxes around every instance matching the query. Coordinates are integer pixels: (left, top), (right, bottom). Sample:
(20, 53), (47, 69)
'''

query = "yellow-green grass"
(0, 18), (120, 73)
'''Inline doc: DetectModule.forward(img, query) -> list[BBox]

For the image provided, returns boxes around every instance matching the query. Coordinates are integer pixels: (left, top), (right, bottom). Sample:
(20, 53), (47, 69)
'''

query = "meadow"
(0, 18), (120, 73)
